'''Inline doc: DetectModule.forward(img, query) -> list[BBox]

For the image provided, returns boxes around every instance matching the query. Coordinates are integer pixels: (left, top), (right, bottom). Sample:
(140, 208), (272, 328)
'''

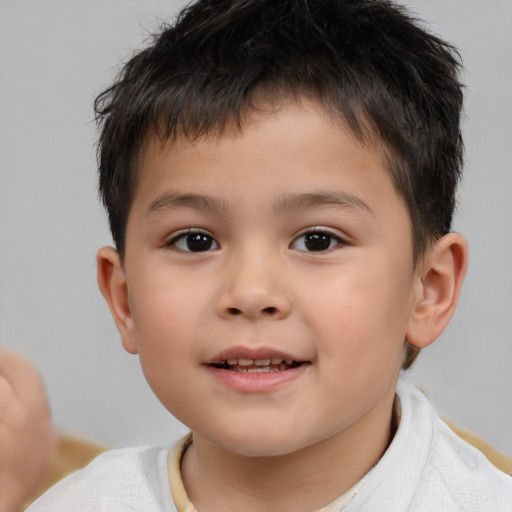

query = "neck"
(181, 393), (397, 512)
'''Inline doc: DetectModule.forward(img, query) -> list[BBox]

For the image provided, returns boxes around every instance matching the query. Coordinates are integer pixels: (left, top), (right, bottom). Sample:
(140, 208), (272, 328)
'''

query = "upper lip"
(205, 346), (305, 365)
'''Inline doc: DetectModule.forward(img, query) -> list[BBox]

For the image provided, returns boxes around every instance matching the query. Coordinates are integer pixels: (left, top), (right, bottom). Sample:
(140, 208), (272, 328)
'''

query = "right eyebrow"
(273, 191), (374, 218)
(146, 193), (230, 217)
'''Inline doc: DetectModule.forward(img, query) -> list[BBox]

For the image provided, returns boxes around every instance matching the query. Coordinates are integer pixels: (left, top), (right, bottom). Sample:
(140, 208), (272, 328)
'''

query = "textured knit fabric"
(26, 445), (175, 511)
(343, 380), (512, 511)
(27, 380), (512, 512)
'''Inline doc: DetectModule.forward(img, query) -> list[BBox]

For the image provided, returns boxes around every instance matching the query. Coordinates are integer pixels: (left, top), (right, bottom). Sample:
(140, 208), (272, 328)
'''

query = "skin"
(98, 99), (467, 512)
(0, 348), (55, 512)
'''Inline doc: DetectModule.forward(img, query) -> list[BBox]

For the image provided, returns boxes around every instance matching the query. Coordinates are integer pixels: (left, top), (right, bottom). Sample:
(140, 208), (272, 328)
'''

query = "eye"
(168, 231), (219, 252)
(291, 230), (344, 252)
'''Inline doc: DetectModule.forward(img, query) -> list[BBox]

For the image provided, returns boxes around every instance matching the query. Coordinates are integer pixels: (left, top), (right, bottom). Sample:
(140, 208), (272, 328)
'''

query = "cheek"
(303, 262), (412, 370)
(129, 274), (205, 373)
(302, 275), (408, 422)
(131, 264), (206, 334)
(131, 289), (199, 414)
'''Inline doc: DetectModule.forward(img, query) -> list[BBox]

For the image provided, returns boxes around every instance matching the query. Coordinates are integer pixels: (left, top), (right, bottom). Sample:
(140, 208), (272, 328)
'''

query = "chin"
(203, 426), (314, 458)
(222, 441), (301, 458)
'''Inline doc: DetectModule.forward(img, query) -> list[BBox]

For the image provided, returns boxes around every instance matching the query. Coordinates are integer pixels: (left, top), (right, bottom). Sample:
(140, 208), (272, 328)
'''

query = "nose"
(215, 248), (291, 321)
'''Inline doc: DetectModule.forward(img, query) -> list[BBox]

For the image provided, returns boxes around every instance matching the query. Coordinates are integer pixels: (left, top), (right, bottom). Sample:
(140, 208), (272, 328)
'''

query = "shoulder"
(422, 413), (512, 510)
(26, 446), (176, 512)
(400, 380), (512, 510)
(346, 380), (512, 512)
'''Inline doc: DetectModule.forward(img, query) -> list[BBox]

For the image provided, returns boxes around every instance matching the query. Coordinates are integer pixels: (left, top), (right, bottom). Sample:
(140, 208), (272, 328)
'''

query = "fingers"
(0, 348), (49, 409)
(0, 374), (24, 429)
(0, 348), (55, 512)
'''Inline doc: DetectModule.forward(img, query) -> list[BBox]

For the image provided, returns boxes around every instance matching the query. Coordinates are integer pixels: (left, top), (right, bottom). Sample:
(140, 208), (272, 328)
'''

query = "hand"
(0, 348), (55, 512)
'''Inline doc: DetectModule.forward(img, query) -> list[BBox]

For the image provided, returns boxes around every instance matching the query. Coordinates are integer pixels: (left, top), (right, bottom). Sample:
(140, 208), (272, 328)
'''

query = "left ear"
(406, 233), (468, 349)
(96, 246), (138, 355)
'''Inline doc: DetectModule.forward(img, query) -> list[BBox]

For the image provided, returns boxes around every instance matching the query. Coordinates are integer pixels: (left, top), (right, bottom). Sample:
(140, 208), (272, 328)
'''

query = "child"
(28, 0), (512, 510)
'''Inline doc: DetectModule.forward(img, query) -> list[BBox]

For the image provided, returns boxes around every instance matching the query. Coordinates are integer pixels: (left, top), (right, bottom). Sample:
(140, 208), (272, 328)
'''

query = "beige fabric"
(167, 433), (197, 512)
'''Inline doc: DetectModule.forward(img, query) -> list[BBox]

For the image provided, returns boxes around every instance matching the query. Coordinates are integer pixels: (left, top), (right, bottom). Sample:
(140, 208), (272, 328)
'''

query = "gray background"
(0, 0), (511, 454)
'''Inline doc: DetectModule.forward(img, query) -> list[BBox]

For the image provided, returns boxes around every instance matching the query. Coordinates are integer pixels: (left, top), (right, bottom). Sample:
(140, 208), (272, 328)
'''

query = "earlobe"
(96, 247), (138, 355)
(406, 233), (468, 349)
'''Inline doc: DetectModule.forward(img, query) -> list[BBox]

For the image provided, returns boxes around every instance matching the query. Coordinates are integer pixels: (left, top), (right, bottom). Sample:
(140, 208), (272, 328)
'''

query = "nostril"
(227, 306), (277, 316)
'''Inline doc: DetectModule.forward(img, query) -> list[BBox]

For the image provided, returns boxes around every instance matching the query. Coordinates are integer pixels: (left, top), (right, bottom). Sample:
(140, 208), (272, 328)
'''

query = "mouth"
(205, 349), (309, 391)
(210, 358), (303, 373)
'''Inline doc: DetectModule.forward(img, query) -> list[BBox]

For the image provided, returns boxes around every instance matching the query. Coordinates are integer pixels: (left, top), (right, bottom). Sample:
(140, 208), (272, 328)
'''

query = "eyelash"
(166, 228), (345, 253)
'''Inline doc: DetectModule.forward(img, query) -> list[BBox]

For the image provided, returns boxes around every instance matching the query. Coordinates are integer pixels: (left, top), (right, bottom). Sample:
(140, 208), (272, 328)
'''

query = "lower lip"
(205, 364), (309, 393)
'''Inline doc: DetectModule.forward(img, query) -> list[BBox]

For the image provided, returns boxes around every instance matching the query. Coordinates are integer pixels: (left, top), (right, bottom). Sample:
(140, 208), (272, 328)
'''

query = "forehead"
(142, 105), (335, 169)
(137, 93), (387, 174)
(138, 97), (387, 180)
(129, 99), (407, 229)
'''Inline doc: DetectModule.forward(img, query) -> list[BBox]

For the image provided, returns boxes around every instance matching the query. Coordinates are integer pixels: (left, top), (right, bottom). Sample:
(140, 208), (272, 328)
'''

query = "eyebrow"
(146, 190), (373, 218)
(273, 191), (374, 217)
(146, 193), (230, 216)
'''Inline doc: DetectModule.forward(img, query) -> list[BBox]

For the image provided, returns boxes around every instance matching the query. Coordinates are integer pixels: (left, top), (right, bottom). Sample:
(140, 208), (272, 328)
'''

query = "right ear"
(96, 247), (138, 355)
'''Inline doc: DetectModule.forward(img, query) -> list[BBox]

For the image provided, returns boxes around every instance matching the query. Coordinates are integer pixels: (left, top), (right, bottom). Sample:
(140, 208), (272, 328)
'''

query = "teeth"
(254, 359), (271, 366)
(216, 358), (298, 370)
(234, 366), (278, 373)
(224, 358), (285, 366)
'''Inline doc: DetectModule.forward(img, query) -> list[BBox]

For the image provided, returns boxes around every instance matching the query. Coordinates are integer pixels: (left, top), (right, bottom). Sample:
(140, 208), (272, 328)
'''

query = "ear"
(406, 233), (468, 349)
(96, 246), (138, 355)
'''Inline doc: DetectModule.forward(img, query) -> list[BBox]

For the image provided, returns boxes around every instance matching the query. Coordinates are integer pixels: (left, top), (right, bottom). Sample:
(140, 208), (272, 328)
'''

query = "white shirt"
(27, 380), (512, 512)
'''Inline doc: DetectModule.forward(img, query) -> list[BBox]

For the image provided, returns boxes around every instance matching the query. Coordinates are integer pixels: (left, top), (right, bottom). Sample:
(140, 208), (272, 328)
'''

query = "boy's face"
(108, 100), (424, 457)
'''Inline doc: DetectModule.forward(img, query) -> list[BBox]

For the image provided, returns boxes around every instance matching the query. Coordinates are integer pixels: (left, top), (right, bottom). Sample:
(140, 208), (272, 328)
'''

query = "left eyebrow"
(273, 191), (374, 217)
(146, 193), (230, 217)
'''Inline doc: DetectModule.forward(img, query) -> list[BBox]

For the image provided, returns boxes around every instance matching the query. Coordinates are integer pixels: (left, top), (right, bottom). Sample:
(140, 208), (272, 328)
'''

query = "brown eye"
(186, 233), (214, 251)
(291, 230), (343, 252)
(304, 232), (332, 251)
(171, 231), (219, 252)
